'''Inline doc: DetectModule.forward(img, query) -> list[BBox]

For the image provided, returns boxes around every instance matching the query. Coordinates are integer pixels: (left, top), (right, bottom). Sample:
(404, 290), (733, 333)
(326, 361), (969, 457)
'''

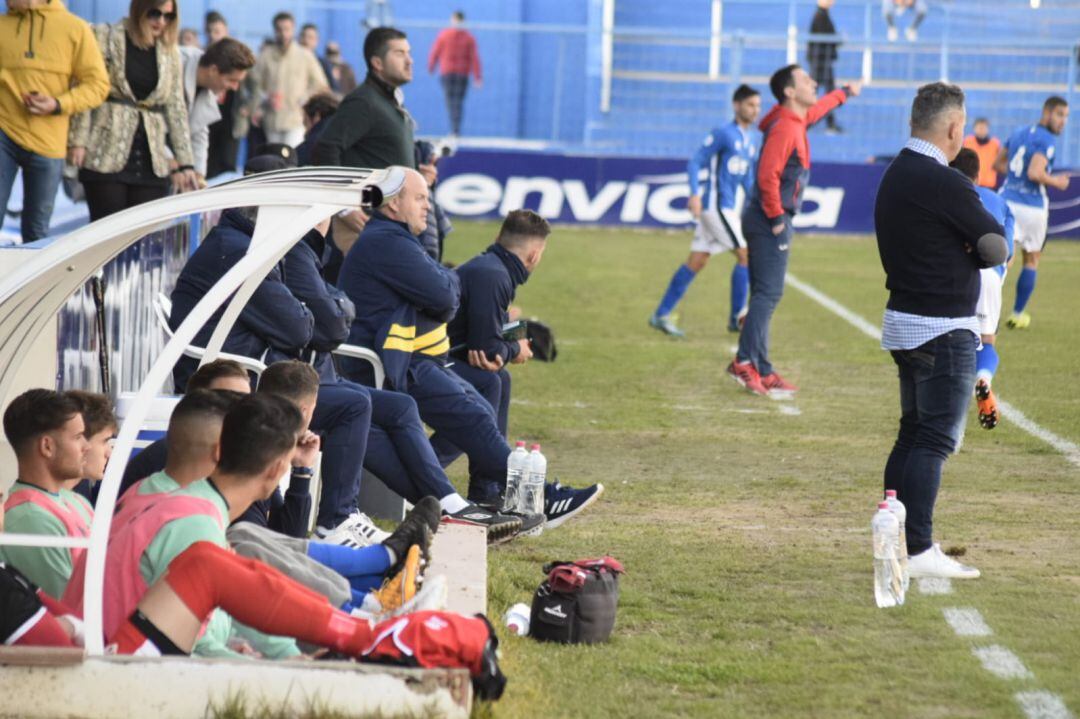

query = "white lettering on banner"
(434, 173), (502, 215)
(499, 176), (564, 217)
(563, 180), (628, 221)
(620, 183), (649, 223)
(436, 171), (846, 229)
(793, 187), (845, 229)
(646, 183), (693, 225)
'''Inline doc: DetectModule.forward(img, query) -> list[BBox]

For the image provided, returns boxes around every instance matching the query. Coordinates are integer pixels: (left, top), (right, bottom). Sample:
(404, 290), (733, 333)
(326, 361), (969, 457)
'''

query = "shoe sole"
(487, 520), (524, 545)
(545, 483), (605, 530)
(516, 520), (546, 538)
(909, 567), (981, 580)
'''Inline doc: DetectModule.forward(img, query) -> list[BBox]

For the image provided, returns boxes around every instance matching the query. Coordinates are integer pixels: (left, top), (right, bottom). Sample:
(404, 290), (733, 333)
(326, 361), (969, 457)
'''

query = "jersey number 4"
(1009, 146), (1027, 178)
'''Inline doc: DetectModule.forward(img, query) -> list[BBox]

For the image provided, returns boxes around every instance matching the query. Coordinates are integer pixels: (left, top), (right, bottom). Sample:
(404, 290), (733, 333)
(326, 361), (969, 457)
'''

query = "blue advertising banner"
(435, 149), (1079, 237)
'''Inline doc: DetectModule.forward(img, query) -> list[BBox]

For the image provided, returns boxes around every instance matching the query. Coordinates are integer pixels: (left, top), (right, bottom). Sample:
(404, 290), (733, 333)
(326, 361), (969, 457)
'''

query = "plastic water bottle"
(517, 444), (547, 516)
(502, 442), (529, 513)
(884, 489), (910, 593)
(504, 602), (531, 636)
(872, 501), (905, 608)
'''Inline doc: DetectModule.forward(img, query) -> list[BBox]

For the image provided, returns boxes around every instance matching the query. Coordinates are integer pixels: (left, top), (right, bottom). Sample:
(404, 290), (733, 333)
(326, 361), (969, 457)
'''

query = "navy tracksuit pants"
(406, 359), (511, 504)
(365, 384), (459, 504)
(312, 379), (459, 528)
(432, 362), (511, 466)
(311, 381), (372, 529)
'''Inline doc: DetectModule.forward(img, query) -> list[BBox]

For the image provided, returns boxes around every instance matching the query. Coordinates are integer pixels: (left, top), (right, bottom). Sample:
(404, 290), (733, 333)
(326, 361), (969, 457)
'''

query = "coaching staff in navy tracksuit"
(876, 82), (1007, 580)
(337, 167), (603, 531)
(169, 208), (375, 534)
(441, 210), (550, 461)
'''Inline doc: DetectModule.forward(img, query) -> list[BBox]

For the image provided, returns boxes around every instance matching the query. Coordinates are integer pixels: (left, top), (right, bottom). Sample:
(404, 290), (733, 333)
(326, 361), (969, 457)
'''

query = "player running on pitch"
(995, 96), (1069, 330)
(951, 148), (1014, 429)
(649, 84), (762, 338)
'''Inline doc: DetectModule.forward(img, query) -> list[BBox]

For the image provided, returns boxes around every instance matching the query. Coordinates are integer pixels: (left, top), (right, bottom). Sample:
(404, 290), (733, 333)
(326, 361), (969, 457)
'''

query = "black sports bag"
(529, 557), (624, 644)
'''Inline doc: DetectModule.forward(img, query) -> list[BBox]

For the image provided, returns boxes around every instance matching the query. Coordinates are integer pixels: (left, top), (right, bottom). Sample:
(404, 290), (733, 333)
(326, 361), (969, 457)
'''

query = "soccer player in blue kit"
(650, 84), (762, 338)
(995, 96), (1070, 330)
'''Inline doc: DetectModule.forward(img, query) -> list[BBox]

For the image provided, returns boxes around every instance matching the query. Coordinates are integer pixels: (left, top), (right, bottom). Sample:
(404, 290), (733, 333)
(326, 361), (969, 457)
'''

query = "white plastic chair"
(331, 343), (385, 389)
(153, 292), (267, 378)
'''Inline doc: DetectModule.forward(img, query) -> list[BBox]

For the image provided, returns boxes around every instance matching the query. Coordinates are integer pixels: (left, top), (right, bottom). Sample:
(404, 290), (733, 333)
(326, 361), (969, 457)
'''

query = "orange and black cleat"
(975, 379), (998, 430)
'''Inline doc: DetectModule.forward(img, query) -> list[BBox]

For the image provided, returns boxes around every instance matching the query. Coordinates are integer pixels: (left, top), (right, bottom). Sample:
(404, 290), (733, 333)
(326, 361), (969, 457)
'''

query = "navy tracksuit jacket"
(440, 243), (530, 457)
(281, 229), (459, 510)
(337, 213), (511, 502)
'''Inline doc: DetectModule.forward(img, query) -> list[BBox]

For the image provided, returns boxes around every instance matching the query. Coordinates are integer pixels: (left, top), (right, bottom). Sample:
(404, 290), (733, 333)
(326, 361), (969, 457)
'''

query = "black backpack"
(529, 557), (624, 644)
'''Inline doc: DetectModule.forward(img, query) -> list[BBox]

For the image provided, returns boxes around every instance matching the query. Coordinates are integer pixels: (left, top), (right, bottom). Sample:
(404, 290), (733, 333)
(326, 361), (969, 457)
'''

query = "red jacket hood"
(759, 103), (804, 132)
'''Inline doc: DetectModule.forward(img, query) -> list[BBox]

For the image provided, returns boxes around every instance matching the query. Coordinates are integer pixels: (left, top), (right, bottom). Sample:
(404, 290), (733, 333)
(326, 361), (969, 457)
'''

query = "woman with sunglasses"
(68, 0), (198, 221)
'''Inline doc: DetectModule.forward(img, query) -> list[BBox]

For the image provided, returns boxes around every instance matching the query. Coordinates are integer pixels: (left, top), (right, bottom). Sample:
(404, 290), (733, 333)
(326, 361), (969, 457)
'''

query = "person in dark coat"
(297, 92), (338, 167)
(442, 210), (549, 459)
(168, 207), (373, 533)
(807, 0), (842, 132)
(875, 82), (1007, 579)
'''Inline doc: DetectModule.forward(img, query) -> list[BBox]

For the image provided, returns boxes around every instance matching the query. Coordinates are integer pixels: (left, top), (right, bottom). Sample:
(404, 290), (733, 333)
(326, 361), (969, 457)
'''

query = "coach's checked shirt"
(880, 138), (982, 351)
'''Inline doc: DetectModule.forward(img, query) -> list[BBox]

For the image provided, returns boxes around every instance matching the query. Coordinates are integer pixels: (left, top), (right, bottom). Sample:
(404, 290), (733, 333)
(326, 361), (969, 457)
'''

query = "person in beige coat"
(68, 0), (197, 221)
(250, 11), (328, 148)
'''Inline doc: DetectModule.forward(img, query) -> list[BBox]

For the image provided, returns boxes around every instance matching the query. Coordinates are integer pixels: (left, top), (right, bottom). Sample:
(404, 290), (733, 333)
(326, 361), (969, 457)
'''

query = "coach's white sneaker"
(908, 543), (980, 579)
(887, 26), (899, 42)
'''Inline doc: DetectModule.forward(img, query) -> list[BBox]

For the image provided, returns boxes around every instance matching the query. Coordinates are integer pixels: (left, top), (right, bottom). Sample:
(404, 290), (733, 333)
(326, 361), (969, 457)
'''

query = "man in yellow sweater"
(0, 0), (108, 242)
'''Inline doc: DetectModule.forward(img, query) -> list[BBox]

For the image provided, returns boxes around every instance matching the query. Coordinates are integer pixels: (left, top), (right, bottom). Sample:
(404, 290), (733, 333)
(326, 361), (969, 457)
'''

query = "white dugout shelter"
(0, 169), (473, 717)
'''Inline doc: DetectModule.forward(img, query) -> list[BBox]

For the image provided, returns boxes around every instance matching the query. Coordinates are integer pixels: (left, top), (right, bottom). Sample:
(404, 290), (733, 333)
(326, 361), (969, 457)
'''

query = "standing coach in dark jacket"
(442, 210), (549, 461)
(875, 82), (1008, 581)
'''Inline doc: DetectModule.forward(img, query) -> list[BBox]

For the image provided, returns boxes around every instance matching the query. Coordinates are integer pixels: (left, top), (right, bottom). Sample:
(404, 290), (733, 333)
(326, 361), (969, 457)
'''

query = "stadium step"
(0, 649), (472, 718)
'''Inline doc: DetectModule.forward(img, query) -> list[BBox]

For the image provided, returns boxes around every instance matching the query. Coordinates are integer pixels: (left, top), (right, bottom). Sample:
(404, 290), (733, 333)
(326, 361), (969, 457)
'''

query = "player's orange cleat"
(370, 544), (421, 613)
(975, 379), (998, 430)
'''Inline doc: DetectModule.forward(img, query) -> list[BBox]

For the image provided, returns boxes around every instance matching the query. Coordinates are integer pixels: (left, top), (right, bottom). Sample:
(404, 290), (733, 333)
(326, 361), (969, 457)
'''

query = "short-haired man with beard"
(0, 390), (91, 598)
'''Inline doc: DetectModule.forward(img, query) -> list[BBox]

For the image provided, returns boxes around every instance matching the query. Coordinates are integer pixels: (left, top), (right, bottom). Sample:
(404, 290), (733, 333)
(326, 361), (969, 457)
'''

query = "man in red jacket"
(428, 10), (481, 136)
(727, 64), (860, 397)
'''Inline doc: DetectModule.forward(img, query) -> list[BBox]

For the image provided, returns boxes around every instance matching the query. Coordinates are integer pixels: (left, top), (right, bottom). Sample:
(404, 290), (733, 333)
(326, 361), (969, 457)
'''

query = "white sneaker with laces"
(905, 26), (918, 42)
(908, 543), (980, 579)
(887, 26), (899, 42)
(319, 511), (391, 548)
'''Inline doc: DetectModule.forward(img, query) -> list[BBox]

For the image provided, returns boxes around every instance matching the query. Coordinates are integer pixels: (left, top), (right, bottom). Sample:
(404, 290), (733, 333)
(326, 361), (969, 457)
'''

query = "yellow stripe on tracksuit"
(383, 324), (450, 356)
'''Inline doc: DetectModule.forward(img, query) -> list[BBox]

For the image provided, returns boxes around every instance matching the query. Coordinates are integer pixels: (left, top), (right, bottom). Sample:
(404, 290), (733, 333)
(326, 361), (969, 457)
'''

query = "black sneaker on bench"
(443, 504), (522, 543)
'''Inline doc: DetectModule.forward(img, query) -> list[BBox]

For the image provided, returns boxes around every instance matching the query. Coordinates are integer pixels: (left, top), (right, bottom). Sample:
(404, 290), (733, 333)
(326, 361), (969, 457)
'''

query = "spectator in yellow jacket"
(0, 0), (109, 242)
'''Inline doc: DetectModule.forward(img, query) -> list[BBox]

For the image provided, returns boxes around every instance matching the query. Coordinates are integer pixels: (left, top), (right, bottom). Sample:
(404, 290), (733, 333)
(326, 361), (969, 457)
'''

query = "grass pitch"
(442, 221), (1080, 719)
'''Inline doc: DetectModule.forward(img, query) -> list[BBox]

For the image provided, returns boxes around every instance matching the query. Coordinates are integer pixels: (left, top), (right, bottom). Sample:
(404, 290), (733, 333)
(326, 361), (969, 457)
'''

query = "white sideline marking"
(972, 645), (1034, 680)
(1015, 691), (1076, 719)
(785, 273), (1080, 470)
(777, 404), (802, 416)
(998, 400), (1080, 469)
(785, 273), (883, 341)
(917, 577), (954, 595)
(943, 607), (993, 637)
